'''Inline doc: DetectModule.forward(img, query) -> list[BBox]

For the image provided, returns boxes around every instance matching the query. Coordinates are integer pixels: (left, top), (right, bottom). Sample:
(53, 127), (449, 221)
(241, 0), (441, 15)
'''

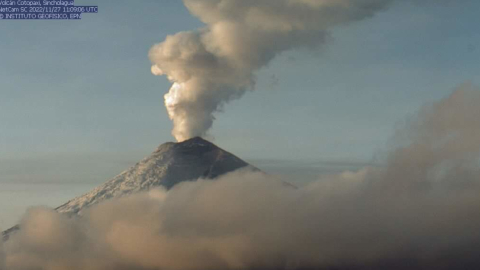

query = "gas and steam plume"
(149, 0), (395, 141)
(3, 84), (480, 269)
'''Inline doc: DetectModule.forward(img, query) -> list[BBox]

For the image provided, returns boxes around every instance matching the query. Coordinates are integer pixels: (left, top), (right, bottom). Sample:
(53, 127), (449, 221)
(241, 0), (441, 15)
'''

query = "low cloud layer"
(3, 84), (480, 269)
(149, 0), (395, 141)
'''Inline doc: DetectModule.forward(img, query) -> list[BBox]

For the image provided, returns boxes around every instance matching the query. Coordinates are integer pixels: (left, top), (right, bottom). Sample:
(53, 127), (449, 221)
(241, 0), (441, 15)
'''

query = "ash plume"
(4, 84), (480, 270)
(149, 0), (395, 141)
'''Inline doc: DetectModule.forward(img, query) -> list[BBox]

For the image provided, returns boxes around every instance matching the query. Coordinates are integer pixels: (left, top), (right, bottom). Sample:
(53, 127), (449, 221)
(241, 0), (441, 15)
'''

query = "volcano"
(56, 137), (255, 214)
(3, 137), (256, 240)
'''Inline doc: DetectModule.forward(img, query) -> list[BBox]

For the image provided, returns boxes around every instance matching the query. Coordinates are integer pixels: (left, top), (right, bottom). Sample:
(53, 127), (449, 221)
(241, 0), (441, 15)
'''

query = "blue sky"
(1, 0), (479, 227)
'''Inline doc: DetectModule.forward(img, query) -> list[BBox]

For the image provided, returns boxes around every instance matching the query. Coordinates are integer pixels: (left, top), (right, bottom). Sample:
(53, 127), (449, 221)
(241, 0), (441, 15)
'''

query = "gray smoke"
(149, 0), (394, 141)
(3, 84), (480, 270)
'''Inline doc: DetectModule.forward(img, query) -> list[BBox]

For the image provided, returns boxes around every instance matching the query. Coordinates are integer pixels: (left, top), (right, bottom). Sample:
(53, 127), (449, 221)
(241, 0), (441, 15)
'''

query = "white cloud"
(4, 84), (480, 270)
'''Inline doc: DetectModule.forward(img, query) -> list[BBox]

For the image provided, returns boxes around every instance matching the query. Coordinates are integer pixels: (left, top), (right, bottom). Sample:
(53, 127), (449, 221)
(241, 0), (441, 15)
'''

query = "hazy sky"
(1, 0), (479, 228)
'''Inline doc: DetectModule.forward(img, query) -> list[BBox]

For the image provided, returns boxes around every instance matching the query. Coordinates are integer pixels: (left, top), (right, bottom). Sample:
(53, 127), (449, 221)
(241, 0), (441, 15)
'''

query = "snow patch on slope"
(55, 137), (253, 215)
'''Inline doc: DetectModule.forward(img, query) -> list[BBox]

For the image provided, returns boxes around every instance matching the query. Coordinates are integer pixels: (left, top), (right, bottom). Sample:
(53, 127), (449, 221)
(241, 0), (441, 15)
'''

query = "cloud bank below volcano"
(2, 84), (480, 270)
